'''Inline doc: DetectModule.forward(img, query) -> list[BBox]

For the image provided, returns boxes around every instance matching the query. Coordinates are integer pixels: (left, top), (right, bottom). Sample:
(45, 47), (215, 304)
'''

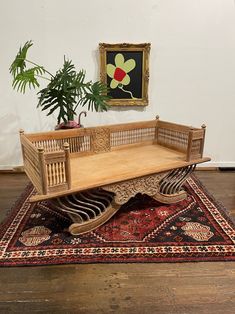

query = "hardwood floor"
(0, 171), (234, 314)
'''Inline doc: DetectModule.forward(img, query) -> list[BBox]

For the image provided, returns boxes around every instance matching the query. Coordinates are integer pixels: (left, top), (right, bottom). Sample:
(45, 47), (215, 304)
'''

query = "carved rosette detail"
(103, 173), (167, 205)
(91, 128), (110, 153)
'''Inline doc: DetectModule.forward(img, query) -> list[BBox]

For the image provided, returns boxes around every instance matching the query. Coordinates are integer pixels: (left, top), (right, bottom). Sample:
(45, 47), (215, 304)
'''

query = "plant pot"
(55, 111), (87, 130)
(55, 121), (82, 130)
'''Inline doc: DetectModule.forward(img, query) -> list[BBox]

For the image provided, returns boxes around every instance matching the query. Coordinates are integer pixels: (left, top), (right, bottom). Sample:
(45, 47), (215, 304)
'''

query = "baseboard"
(195, 166), (218, 171)
(0, 166), (25, 173)
(218, 167), (235, 171)
(197, 161), (235, 168)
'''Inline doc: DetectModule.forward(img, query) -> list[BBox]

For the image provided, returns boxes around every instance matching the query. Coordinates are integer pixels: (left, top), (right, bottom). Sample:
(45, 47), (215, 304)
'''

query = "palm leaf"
(50, 59), (76, 89)
(9, 41), (33, 78)
(10, 41), (46, 93)
(37, 58), (93, 122)
(12, 67), (46, 93)
(78, 81), (110, 111)
(38, 86), (77, 124)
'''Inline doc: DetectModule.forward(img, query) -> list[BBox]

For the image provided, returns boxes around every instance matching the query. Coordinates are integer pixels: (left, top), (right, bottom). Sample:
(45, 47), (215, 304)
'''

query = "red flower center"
(114, 67), (126, 82)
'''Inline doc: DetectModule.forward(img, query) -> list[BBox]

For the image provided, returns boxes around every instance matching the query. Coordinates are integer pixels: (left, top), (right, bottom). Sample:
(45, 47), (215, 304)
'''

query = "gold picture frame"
(99, 43), (151, 106)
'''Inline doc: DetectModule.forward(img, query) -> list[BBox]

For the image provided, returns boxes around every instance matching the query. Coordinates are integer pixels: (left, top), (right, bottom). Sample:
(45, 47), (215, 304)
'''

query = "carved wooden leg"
(153, 165), (196, 204)
(50, 189), (120, 235)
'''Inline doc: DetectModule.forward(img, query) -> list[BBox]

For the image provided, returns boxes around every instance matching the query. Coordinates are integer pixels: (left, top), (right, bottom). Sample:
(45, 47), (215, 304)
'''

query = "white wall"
(0, 0), (235, 169)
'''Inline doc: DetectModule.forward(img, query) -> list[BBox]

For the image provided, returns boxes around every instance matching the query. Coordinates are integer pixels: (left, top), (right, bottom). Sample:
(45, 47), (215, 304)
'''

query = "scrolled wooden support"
(153, 190), (187, 204)
(153, 165), (196, 204)
(50, 189), (119, 235)
(159, 165), (195, 195)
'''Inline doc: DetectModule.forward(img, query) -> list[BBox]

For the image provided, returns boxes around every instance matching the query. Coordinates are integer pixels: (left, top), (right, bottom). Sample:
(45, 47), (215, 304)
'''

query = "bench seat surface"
(70, 144), (206, 191)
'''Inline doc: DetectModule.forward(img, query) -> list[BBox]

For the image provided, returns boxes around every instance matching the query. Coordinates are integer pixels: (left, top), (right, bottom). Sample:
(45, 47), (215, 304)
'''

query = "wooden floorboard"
(0, 171), (234, 314)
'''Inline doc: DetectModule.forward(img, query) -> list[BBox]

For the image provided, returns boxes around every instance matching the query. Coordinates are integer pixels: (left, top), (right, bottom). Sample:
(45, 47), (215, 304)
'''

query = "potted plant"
(9, 41), (110, 129)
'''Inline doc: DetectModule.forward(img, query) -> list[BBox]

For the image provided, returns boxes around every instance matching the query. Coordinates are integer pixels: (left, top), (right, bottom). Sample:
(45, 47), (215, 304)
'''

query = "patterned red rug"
(0, 176), (234, 266)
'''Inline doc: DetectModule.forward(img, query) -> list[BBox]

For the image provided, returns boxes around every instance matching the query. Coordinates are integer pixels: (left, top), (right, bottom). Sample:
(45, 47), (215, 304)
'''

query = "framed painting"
(99, 43), (151, 106)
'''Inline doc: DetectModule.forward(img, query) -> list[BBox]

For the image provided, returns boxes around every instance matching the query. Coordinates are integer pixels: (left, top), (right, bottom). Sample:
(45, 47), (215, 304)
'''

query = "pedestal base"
(50, 165), (196, 235)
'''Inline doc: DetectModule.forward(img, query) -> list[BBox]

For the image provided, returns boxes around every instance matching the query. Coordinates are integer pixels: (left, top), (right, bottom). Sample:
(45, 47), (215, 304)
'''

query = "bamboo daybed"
(20, 116), (210, 234)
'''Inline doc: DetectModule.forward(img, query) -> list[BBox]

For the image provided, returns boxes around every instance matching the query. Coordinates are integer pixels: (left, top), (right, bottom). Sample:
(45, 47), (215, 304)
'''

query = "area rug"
(0, 176), (234, 266)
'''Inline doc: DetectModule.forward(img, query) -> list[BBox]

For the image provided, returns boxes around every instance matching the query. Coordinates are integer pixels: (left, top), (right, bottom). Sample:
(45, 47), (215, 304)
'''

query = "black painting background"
(106, 51), (143, 99)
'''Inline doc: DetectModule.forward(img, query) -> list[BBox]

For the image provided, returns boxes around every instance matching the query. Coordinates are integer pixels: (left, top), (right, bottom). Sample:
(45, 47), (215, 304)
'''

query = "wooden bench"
(20, 116), (210, 234)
